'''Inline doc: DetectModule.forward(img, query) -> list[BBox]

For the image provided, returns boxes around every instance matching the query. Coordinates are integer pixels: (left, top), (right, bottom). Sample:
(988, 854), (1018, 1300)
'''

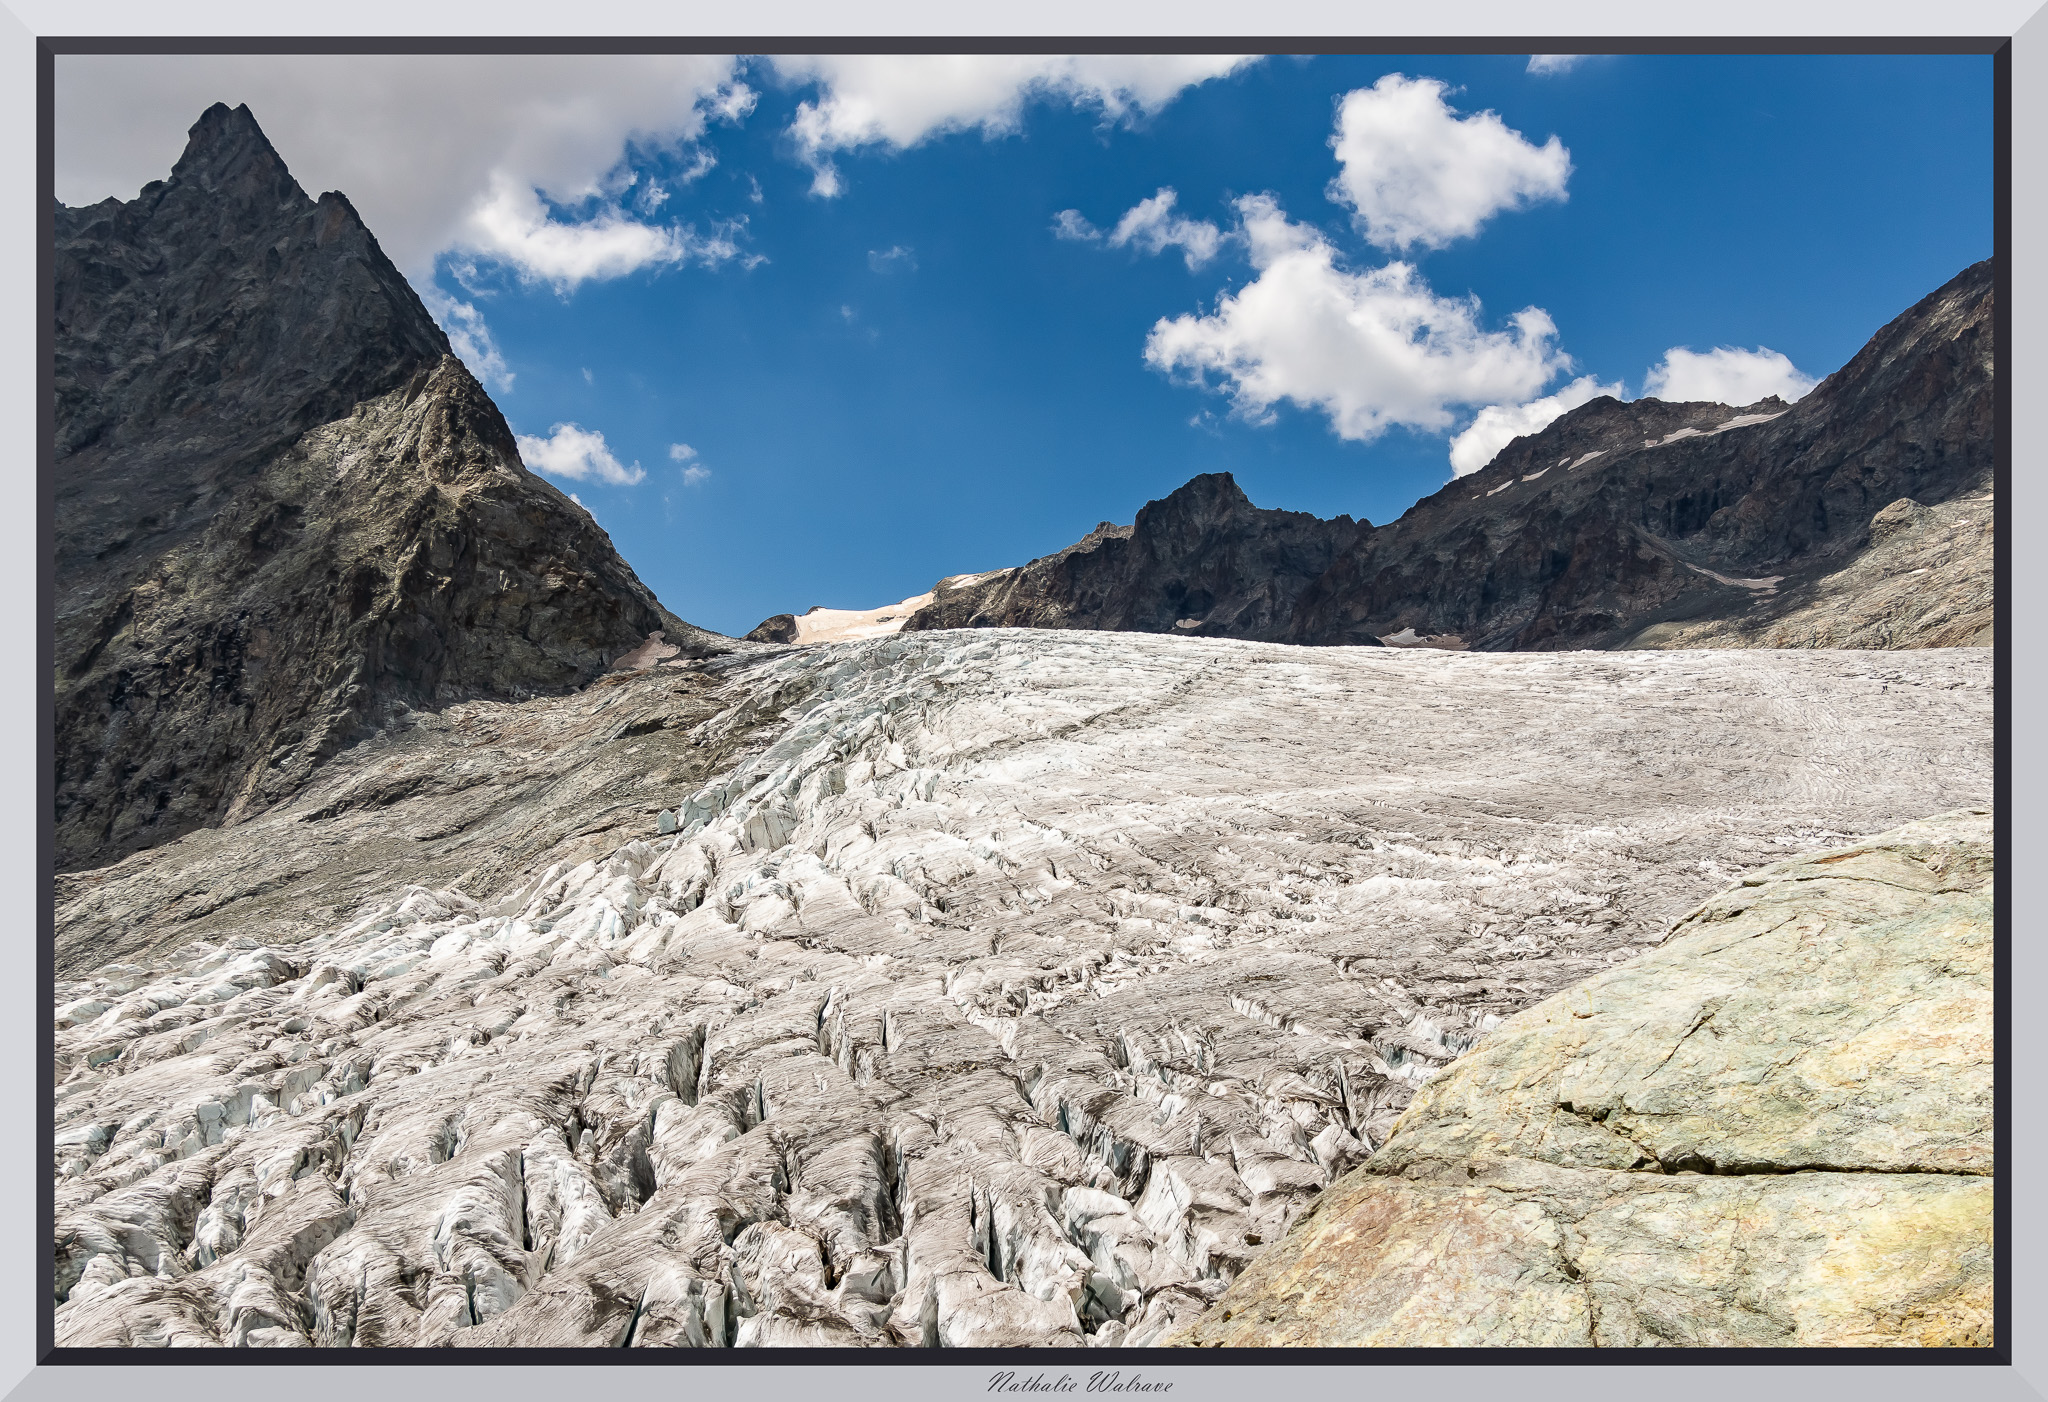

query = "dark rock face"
(903, 472), (1366, 641)
(745, 614), (800, 644)
(54, 104), (719, 871)
(1285, 261), (1995, 650)
(54, 103), (449, 598)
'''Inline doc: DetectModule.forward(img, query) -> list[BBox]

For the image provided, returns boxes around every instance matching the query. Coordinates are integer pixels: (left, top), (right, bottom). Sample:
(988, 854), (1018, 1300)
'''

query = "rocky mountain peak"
(1797, 259), (1990, 422)
(54, 104), (449, 525)
(163, 102), (301, 206)
(902, 469), (1364, 641)
(1461, 391), (1791, 491)
(1148, 470), (1253, 513)
(54, 106), (723, 871)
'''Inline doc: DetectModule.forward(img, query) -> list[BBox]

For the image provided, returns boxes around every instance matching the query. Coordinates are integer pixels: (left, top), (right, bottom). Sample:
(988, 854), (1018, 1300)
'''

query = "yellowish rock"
(1173, 809), (1994, 1348)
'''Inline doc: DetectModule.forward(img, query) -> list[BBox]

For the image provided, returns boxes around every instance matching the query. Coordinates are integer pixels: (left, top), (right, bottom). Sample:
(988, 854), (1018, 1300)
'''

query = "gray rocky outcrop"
(1627, 489), (1993, 649)
(51, 630), (1991, 1347)
(1173, 808), (1994, 1348)
(902, 473), (1365, 641)
(54, 103), (723, 870)
(745, 614), (801, 644)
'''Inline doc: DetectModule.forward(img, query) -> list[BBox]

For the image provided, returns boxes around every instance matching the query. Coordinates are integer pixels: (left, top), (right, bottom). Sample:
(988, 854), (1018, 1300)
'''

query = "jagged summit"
(1460, 392), (1791, 490)
(54, 106), (723, 871)
(55, 103), (449, 573)
(160, 105), (394, 277)
(165, 102), (307, 204)
(900, 470), (1365, 641)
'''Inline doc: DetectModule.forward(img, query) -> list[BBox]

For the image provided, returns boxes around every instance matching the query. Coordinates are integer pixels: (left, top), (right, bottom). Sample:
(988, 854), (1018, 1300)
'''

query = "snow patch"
(793, 592), (936, 644)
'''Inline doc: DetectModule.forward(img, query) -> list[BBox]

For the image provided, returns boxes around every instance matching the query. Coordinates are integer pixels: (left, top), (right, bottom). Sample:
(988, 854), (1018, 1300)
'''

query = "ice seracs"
(52, 629), (1991, 1347)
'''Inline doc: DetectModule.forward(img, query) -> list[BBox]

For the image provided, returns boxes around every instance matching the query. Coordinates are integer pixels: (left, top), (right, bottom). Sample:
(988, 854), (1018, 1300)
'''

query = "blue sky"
(56, 52), (1993, 636)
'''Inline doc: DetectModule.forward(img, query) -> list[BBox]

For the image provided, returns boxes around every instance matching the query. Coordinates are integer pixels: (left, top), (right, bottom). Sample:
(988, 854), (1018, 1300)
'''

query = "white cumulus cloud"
(516, 423), (646, 486)
(1643, 346), (1817, 405)
(1447, 374), (1623, 477)
(1144, 195), (1569, 442)
(1527, 55), (1588, 75)
(1327, 74), (1572, 252)
(771, 54), (1257, 196)
(54, 54), (747, 281)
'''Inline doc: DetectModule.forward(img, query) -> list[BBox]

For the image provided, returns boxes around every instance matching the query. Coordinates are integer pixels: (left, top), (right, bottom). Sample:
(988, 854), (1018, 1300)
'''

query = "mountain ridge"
(760, 260), (1991, 656)
(1287, 259), (1993, 649)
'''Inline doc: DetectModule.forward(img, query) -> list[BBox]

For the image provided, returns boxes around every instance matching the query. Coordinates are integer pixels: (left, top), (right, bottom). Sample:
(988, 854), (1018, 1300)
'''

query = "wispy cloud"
(669, 442), (712, 485)
(1051, 209), (1097, 242)
(1056, 188), (1226, 270)
(772, 54), (1259, 196)
(702, 79), (758, 125)
(1526, 55), (1588, 75)
(868, 244), (918, 273)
